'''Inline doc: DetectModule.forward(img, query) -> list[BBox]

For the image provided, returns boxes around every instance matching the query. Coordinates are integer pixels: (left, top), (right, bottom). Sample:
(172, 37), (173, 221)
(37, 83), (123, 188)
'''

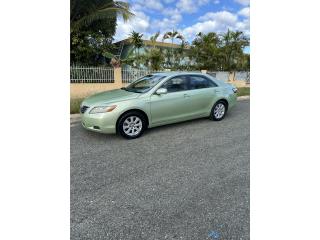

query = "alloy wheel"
(213, 103), (225, 119)
(122, 116), (143, 137)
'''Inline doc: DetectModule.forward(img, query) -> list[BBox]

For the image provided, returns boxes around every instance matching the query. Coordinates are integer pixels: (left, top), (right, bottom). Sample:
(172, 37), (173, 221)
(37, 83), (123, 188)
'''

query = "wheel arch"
(215, 98), (229, 110)
(116, 108), (150, 132)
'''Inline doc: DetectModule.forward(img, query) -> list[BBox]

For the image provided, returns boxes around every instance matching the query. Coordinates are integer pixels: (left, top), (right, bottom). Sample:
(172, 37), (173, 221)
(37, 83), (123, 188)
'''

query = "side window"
(189, 76), (217, 89)
(162, 76), (189, 93)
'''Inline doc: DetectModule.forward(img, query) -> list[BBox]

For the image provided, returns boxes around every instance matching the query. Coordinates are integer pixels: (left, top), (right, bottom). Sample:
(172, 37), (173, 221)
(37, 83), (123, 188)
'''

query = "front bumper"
(80, 111), (118, 134)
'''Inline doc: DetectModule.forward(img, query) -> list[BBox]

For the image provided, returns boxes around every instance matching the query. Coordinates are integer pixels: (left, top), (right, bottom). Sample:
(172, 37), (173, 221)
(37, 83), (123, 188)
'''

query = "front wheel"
(117, 111), (146, 139)
(210, 101), (227, 121)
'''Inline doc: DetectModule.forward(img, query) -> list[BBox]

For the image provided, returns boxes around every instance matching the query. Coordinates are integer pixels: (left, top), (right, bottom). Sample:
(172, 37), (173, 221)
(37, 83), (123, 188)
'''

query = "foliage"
(145, 48), (165, 71)
(237, 87), (250, 97)
(162, 30), (184, 68)
(130, 31), (144, 57)
(70, 98), (83, 114)
(70, 0), (133, 65)
(189, 30), (249, 71)
(71, 0), (133, 32)
(220, 29), (249, 71)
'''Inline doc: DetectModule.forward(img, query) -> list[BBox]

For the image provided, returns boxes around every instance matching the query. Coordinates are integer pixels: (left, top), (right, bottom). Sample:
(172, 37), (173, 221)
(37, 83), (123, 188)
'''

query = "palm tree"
(220, 29), (249, 71)
(150, 32), (160, 49)
(130, 31), (144, 58)
(162, 30), (184, 68)
(189, 32), (222, 70)
(71, 0), (134, 32)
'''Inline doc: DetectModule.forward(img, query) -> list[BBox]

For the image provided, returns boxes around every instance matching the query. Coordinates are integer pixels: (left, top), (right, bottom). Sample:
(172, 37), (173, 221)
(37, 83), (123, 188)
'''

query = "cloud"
(234, 0), (250, 6)
(151, 13), (183, 36)
(176, 0), (196, 13)
(135, 0), (164, 11)
(199, 10), (238, 23)
(181, 10), (249, 41)
(114, 0), (250, 43)
(176, 0), (210, 13)
(114, 11), (150, 41)
(238, 7), (250, 17)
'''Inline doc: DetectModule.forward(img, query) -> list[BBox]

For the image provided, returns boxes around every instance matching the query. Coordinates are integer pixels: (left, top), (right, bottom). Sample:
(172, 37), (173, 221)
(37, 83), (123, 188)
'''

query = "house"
(113, 38), (191, 68)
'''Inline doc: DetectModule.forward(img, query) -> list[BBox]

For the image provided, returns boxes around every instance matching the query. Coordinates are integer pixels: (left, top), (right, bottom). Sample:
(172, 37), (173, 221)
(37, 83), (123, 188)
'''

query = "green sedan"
(80, 72), (238, 139)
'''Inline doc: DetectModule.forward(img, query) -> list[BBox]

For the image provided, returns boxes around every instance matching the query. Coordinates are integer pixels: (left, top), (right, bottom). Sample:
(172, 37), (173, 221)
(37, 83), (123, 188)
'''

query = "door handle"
(183, 94), (190, 98)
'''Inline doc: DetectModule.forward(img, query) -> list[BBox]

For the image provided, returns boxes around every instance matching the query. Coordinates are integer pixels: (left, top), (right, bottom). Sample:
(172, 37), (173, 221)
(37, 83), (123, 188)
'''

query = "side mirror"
(156, 88), (168, 95)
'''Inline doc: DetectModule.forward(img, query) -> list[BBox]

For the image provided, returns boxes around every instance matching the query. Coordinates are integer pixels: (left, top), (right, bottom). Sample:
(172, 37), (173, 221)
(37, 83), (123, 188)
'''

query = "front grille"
(80, 105), (89, 114)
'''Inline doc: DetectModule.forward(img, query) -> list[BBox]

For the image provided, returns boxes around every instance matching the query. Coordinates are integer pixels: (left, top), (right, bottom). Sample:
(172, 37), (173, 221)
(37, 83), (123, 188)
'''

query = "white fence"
(121, 68), (153, 83)
(70, 66), (249, 84)
(70, 66), (114, 83)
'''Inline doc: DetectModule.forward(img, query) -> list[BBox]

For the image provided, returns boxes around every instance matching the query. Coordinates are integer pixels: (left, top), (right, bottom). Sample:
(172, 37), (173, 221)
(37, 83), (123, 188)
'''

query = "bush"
(70, 98), (83, 114)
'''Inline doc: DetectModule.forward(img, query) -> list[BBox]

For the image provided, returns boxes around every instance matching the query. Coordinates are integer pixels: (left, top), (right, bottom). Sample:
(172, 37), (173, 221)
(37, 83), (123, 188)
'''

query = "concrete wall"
(70, 68), (124, 99)
(70, 68), (249, 99)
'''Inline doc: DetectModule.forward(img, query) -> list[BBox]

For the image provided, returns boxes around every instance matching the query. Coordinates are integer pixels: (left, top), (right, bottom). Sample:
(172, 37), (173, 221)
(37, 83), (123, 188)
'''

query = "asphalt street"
(71, 100), (250, 240)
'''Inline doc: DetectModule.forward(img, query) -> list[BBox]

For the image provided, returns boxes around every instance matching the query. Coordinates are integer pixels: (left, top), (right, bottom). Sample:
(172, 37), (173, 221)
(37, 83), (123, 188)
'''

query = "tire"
(117, 111), (147, 139)
(210, 100), (228, 121)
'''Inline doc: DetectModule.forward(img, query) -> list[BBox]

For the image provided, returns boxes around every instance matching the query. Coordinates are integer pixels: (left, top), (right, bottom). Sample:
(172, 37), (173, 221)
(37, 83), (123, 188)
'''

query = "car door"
(187, 75), (219, 116)
(150, 75), (193, 125)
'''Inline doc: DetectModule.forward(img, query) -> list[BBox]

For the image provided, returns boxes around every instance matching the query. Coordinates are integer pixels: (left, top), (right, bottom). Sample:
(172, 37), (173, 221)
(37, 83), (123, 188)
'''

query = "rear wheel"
(117, 111), (146, 139)
(210, 101), (227, 121)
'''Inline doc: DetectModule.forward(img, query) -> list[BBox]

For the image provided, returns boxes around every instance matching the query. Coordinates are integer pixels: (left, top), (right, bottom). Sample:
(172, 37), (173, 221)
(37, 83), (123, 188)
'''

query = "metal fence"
(235, 72), (250, 83)
(70, 66), (249, 84)
(70, 66), (114, 83)
(121, 68), (153, 83)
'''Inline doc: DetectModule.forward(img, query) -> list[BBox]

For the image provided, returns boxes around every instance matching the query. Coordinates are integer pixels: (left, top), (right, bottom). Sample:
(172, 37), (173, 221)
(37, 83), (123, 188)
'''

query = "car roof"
(152, 71), (205, 77)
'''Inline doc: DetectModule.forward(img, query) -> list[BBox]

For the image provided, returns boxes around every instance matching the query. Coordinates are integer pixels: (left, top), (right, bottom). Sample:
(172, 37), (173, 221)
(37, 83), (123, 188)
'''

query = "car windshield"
(122, 75), (165, 93)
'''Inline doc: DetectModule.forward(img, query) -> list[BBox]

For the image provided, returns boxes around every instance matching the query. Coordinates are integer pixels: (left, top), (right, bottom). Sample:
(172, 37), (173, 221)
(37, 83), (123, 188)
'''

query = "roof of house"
(115, 38), (189, 49)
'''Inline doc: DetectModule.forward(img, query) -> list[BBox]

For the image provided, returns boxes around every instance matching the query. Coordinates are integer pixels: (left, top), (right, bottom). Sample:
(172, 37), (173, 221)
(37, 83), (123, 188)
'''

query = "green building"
(114, 38), (191, 69)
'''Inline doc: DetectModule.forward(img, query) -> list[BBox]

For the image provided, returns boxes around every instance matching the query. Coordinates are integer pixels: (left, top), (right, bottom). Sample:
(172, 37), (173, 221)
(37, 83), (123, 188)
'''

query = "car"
(80, 72), (238, 139)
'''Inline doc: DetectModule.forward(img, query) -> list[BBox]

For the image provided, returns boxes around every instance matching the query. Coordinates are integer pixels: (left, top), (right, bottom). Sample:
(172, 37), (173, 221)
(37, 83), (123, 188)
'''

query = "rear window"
(189, 75), (217, 89)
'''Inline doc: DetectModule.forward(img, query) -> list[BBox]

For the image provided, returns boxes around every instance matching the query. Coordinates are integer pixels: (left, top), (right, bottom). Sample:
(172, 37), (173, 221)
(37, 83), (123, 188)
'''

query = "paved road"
(71, 100), (250, 240)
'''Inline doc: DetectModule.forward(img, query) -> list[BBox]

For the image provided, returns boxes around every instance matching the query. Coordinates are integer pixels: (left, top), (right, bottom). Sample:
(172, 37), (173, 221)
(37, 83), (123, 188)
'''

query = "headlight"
(89, 105), (117, 114)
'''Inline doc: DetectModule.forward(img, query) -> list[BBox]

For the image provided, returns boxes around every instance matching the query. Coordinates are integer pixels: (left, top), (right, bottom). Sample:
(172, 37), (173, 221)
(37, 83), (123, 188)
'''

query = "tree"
(189, 30), (249, 71)
(71, 0), (133, 32)
(139, 32), (165, 71)
(150, 31), (160, 49)
(70, 0), (134, 65)
(189, 32), (222, 70)
(162, 30), (184, 68)
(220, 29), (249, 71)
(130, 31), (144, 58)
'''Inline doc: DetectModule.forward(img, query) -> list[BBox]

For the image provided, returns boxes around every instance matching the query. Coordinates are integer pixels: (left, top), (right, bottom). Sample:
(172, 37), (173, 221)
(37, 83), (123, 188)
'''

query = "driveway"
(71, 100), (250, 240)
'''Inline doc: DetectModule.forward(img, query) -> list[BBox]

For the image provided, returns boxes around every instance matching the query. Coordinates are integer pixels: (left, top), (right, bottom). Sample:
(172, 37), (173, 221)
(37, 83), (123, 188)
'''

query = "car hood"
(82, 89), (140, 106)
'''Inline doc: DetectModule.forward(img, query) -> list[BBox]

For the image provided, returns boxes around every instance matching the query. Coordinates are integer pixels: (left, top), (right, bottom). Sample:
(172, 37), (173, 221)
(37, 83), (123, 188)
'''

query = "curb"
(70, 96), (250, 118)
(237, 96), (250, 101)
(70, 113), (81, 123)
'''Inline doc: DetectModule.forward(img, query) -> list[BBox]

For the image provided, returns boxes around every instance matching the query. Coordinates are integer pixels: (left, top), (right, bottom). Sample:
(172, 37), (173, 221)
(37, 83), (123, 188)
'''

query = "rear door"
(186, 75), (219, 116)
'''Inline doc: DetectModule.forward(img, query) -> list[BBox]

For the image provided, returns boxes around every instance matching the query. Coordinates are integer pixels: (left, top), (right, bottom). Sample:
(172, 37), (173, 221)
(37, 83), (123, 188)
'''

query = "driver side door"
(149, 75), (192, 126)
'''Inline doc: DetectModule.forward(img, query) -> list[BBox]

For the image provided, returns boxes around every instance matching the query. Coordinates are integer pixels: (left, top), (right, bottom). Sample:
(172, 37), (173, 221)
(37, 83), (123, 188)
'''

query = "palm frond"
(71, 1), (134, 31)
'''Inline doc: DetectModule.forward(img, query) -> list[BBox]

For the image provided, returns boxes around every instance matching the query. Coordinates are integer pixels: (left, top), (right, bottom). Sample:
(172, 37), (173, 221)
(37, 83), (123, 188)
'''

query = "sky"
(114, 0), (250, 53)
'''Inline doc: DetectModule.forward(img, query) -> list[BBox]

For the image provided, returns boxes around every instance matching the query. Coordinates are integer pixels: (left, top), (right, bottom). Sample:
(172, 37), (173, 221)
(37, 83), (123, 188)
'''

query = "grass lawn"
(70, 87), (250, 114)
(70, 98), (83, 114)
(237, 87), (250, 97)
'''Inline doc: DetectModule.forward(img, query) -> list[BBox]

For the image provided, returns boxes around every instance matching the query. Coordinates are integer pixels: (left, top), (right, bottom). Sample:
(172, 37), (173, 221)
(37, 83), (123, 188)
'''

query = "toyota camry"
(80, 72), (237, 139)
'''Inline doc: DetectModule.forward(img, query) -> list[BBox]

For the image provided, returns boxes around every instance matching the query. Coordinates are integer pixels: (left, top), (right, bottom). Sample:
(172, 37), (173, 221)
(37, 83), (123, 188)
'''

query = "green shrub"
(70, 98), (83, 114)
